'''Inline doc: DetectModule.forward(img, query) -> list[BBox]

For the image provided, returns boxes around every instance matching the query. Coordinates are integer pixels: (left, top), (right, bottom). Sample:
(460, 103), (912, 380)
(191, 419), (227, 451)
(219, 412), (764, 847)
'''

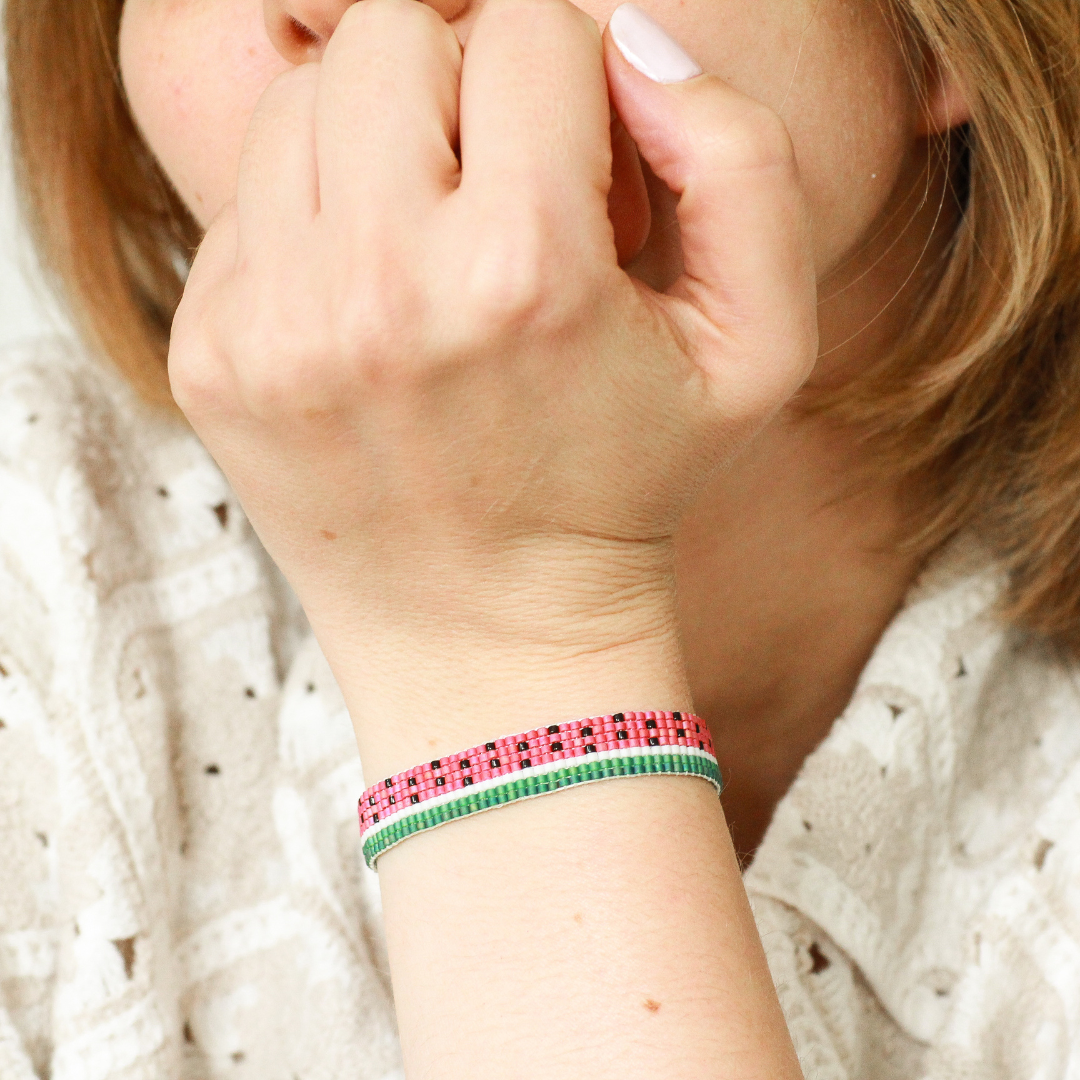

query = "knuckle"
(262, 63), (319, 108)
(460, 230), (549, 337)
(451, 212), (608, 351)
(236, 313), (343, 417)
(703, 102), (797, 176)
(236, 283), (433, 412)
(485, 0), (595, 37)
(339, 0), (440, 37)
(168, 313), (231, 419)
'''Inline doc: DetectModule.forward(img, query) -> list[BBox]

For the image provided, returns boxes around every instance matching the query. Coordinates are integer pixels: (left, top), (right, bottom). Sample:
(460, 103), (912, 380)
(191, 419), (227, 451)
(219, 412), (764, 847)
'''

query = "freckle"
(573, 912), (583, 924)
(643, 999), (661, 1012)
(320, 529), (338, 541)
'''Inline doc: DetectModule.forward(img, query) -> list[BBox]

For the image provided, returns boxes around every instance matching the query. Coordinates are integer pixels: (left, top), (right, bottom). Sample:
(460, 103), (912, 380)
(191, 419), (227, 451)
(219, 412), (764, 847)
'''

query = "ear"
(917, 48), (972, 136)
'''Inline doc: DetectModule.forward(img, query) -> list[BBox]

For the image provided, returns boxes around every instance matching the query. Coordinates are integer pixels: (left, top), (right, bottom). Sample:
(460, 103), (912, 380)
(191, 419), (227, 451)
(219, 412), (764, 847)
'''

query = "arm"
(167, 1), (815, 1074)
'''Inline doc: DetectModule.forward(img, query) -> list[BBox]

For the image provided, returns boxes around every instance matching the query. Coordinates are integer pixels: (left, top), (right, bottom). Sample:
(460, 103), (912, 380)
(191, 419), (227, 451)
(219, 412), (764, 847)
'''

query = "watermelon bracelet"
(358, 711), (722, 870)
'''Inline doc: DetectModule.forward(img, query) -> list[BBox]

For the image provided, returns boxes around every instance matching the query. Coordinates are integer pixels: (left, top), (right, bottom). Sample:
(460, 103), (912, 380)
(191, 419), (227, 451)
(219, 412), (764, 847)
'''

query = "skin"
(119, 0), (970, 1072)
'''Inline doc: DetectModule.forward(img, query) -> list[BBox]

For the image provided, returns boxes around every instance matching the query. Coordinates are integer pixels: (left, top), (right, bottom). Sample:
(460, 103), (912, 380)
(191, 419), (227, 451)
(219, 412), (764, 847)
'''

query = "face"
(120, 0), (962, 368)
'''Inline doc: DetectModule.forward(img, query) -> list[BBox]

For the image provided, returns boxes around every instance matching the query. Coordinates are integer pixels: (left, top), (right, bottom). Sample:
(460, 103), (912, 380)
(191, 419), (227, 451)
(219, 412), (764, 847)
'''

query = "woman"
(2, 0), (1078, 1075)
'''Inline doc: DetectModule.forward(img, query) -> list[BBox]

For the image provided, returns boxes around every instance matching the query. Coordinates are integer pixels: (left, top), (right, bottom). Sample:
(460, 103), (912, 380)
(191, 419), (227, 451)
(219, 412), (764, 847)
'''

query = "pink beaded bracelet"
(358, 711), (721, 870)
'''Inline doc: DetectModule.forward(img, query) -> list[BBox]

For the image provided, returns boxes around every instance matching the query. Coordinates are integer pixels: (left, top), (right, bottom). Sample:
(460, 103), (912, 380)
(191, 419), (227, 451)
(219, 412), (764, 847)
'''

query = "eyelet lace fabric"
(1, 337), (1079, 1078)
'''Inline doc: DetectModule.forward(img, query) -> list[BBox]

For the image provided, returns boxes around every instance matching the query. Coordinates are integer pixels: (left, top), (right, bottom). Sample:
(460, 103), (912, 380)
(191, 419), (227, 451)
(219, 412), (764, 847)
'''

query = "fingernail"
(609, 4), (702, 84)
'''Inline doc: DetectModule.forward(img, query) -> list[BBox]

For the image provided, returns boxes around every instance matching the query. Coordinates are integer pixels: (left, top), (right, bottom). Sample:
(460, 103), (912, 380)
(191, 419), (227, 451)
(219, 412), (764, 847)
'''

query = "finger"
(316, 0), (461, 223)
(457, 0), (612, 249)
(236, 64), (320, 254)
(605, 5), (818, 416)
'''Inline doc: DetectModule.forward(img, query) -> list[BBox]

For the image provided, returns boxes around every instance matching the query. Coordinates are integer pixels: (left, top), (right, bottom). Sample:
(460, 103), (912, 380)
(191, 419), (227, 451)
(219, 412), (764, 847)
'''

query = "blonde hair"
(5, 0), (1080, 644)
(4, 0), (199, 408)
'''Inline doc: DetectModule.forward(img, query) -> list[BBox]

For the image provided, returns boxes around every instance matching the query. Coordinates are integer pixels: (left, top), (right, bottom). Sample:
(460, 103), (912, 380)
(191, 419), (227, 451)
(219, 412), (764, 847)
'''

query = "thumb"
(603, 4), (818, 416)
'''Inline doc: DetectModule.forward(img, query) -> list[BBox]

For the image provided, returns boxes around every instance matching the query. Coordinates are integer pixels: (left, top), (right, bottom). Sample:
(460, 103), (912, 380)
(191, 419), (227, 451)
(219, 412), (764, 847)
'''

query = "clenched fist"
(168, 0), (816, 765)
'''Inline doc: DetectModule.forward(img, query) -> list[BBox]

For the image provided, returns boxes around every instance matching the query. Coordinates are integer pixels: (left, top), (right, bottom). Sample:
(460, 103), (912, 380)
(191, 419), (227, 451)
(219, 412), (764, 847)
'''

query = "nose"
(265, 0), (471, 64)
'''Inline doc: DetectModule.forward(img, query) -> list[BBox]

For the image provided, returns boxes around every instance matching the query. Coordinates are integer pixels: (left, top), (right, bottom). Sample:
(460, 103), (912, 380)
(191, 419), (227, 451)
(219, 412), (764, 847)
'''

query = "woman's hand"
(169, 0), (816, 766)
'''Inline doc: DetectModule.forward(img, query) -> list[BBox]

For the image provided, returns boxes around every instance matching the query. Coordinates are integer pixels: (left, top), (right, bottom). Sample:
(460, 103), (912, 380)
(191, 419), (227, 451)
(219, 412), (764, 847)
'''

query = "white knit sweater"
(1, 337), (1079, 1079)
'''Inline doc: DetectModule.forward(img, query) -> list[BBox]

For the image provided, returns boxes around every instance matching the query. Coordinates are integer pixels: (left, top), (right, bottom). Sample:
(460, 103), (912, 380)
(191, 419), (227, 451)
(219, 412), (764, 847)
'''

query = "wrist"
(303, 540), (691, 782)
(360, 637), (689, 762)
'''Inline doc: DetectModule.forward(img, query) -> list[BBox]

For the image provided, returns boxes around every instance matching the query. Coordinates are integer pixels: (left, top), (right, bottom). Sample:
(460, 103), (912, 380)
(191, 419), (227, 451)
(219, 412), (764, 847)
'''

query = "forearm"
(334, 631), (803, 1080)
(380, 775), (798, 1080)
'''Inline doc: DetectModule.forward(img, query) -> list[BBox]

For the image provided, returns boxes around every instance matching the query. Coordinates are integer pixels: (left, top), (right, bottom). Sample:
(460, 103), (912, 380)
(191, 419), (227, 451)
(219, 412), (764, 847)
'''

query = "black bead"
(384, 779), (393, 788)
(677, 728), (686, 737)
(436, 777), (445, 787)
(551, 742), (563, 752)
(672, 711), (681, 722)
(485, 741), (497, 751)
(646, 719), (657, 729)
(581, 726), (593, 737)
(585, 744), (597, 753)
(372, 813), (380, 823)
(463, 776), (474, 786)
(695, 723), (701, 733)
(408, 777), (417, 786)
(617, 730), (628, 740)
(648, 737), (660, 746)
(699, 740), (705, 749)
(388, 795), (396, 804)
(431, 760), (442, 769)
(521, 758), (532, 768)
(613, 713), (624, 723)
(547, 724), (560, 735)
(410, 794), (420, 805)
(490, 757), (500, 768)
(368, 797), (376, 806)
(460, 758), (471, 769)
(517, 741), (529, 752)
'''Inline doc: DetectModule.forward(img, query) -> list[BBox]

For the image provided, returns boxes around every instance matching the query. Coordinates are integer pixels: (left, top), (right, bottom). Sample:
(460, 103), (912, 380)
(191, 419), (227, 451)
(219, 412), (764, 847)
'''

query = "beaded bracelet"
(358, 711), (721, 870)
